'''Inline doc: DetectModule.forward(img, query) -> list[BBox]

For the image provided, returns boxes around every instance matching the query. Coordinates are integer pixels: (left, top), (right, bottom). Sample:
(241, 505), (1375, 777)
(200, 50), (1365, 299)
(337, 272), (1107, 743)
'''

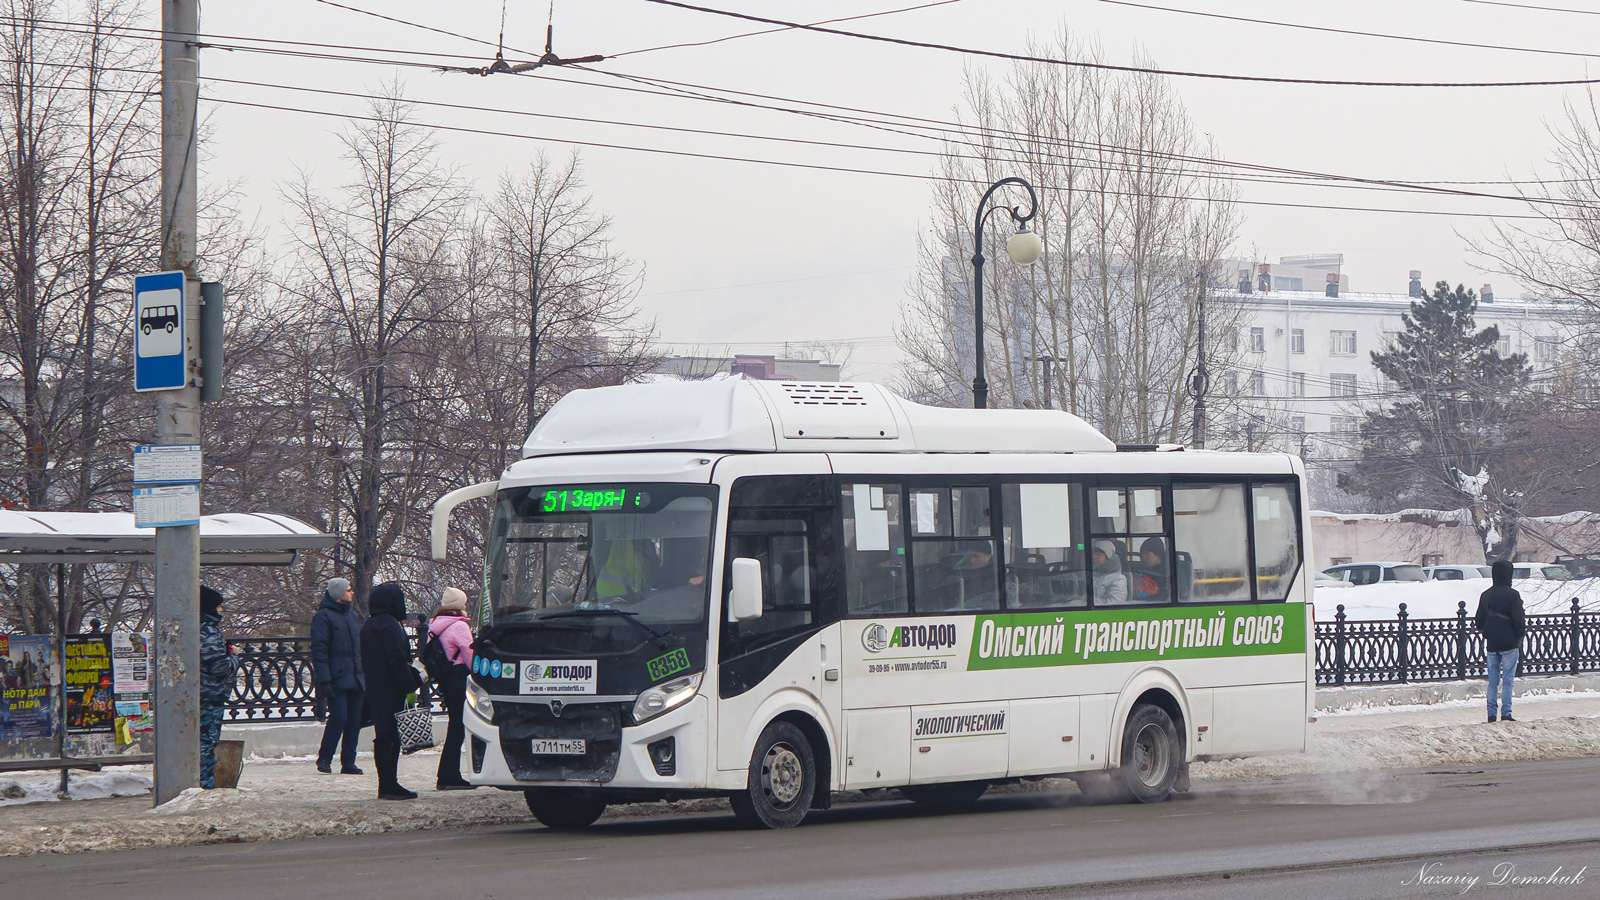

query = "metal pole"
(970, 177), (1038, 410)
(153, 0), (202, 806)
(1189, 271), (1209, 449)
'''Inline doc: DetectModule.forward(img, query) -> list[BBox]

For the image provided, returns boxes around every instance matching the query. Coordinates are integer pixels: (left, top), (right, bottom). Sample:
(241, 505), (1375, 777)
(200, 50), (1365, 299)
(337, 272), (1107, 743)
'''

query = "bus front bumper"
(465, 694), (709, 791)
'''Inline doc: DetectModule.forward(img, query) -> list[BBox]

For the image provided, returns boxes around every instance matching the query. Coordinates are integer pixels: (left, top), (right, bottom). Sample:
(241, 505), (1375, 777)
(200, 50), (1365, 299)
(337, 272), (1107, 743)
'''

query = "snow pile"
(1193, 715), (1600, 782)
(1314, 577), (1599, 621)
(0, 771), (152, 807)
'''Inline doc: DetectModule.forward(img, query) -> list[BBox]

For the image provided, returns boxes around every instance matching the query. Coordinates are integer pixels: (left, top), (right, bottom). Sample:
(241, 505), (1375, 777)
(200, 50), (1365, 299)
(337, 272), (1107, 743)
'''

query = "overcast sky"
(197, 0), (1600, 382)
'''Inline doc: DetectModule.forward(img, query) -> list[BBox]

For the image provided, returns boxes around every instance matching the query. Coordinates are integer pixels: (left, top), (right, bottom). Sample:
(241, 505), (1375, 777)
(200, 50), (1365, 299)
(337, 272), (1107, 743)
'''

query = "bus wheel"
(730, 721), (815, 829)
(1116, 704), (1179, 803)
(899, 781), (987, 809)
(523, 789), (606, 830)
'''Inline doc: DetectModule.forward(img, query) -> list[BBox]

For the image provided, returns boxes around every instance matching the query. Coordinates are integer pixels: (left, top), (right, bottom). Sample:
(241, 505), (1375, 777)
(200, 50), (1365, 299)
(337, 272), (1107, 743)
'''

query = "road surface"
(4, 757), (1597, 899)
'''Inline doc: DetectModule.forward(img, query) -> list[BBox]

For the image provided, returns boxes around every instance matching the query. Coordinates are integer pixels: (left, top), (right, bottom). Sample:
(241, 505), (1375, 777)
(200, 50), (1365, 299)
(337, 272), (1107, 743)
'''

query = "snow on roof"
(521, 379), (1117, 458)
(1312, 508), (1600, 526)
(0, 510), (334, 565)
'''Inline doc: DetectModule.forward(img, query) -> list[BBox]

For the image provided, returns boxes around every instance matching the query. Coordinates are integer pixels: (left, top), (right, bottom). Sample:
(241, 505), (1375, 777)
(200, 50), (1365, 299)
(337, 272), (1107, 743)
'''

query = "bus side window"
(1252, 482), (1300, 601)
(721, 475), (839, 661)
(1172, 483), (1251, 602)
(842, 483), (907, 616)
(1000, 483), (1087, 609)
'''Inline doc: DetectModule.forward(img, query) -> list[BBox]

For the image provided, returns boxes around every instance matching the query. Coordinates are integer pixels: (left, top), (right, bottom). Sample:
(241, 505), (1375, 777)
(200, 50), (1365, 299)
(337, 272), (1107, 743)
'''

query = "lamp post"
(1186, 269), (1210, 448)
(970, 177), (1042, 409)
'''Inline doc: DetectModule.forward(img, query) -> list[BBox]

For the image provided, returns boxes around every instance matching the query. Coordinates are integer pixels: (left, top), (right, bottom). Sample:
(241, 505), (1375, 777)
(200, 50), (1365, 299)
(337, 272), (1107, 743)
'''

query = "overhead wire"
(1096, 0), (1600, 61)
(10, 11), (1586, 194)
(613, 0), (966, 57)
(206, 91), (1579, 221)
(636, 0), (1600, 88)
(192, 71), (1584, 209)
(10, 11), (1593, 219)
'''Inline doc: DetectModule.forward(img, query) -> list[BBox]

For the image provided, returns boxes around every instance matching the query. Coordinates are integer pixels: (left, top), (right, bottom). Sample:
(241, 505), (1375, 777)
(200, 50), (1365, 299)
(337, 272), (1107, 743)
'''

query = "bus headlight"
(466, 678), (494, 720)
(632, 672), (701, 725)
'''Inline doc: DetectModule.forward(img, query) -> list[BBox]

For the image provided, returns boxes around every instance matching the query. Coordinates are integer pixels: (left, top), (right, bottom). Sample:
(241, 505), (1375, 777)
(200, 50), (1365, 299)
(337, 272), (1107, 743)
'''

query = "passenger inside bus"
(1092, 540), (1128, 604)
(1130, 537), (1169, 602)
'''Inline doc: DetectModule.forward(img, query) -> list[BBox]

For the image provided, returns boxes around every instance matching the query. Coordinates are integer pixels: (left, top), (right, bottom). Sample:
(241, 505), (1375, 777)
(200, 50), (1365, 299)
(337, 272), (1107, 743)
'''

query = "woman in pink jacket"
(429, 587), (476, 790)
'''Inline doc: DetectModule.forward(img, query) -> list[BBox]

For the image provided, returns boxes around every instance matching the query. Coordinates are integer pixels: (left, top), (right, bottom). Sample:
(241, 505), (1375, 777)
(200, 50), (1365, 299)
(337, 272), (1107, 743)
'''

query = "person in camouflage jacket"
(199, 586), (240, 788)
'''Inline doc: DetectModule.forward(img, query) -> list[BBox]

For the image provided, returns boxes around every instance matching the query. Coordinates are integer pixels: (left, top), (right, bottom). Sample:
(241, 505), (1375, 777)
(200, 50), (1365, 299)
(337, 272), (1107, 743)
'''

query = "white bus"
(432, 380), (1313, 830)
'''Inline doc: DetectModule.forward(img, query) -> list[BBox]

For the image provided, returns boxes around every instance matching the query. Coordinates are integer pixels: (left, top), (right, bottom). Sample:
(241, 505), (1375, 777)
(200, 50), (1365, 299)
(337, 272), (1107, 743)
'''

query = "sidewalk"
(4, 689), (1599, 857)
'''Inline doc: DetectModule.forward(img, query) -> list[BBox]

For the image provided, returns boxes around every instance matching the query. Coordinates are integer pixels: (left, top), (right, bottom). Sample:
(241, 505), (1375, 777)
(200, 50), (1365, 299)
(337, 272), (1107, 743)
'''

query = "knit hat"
(439, 587), (469, 613)
(1093, 539), (1118, 558)
(200, 585), (224, 617)
(324, 577), (351, 602)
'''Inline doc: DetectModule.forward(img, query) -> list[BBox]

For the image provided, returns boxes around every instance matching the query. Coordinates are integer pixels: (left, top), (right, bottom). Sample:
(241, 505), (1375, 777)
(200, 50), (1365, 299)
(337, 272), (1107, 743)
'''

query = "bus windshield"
(485, 484), (717, 630)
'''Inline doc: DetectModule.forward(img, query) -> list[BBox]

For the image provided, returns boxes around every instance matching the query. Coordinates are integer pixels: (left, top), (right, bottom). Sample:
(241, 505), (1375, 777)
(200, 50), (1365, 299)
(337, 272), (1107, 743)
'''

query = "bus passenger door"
(712, 461), (843, 778)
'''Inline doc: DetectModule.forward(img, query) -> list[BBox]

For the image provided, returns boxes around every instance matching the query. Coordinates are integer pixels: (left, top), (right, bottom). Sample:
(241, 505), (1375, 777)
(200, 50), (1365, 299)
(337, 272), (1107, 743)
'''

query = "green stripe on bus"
(967, 603), (1307, 670)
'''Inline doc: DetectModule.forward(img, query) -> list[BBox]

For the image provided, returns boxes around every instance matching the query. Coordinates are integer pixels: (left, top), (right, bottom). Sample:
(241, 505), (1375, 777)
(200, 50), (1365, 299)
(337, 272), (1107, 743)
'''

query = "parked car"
(1552, 555), (1600, 579)
(1512, 563), (1572, 581)
(1423, 565), (1492, 581)
(1314, 571), (1352, 589)
(1322, 562), (1428, 586)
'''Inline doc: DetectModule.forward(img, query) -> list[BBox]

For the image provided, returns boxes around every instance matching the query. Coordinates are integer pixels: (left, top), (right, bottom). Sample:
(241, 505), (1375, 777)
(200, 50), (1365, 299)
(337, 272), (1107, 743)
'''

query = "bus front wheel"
(523, 789), (606, 830)
(1116, 704), (1179, 803)
(730, 720), (815, 829)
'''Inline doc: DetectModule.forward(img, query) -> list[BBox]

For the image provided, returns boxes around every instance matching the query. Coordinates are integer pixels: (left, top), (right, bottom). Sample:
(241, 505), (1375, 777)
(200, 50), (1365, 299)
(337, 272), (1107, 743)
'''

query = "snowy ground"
(3, 687), (1599, 857)
(1313, 577), (1600, 621)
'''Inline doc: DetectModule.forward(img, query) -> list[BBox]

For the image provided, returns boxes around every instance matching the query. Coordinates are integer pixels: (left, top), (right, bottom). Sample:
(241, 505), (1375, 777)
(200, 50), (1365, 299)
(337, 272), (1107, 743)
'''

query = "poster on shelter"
(111, 632), (154, 746)
(64, 636), (115, 735)
(1, 634), (58, 741)
(112, 632), (151, 694)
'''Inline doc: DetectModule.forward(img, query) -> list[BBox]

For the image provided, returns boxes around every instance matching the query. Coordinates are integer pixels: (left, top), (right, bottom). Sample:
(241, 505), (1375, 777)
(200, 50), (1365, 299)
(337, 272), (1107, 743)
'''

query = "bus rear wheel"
(1116, 704), (1179, 803)
(730, 721), (815, 829)
(523, 789), (606, 830)
(899, 781), (987, 809)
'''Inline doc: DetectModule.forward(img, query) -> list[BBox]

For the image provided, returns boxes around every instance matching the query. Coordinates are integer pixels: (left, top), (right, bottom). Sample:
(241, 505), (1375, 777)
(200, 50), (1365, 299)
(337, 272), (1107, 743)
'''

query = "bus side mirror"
(729, 558), (764, 622)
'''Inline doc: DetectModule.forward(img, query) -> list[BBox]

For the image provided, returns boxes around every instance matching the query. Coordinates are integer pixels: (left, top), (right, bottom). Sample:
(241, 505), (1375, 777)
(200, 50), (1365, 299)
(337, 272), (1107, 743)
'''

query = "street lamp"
(1185, 269), (1210, 448)
(970, 176), (1042, 409)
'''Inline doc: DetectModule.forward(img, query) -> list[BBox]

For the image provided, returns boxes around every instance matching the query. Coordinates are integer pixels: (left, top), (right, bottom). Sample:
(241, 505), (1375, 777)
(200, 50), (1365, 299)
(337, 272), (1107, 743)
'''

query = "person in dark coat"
(1475, 559), (1526, 723)
(310, 577), (365, 774)
(361, 581), (419, 800)
(198, 585), (239, 789)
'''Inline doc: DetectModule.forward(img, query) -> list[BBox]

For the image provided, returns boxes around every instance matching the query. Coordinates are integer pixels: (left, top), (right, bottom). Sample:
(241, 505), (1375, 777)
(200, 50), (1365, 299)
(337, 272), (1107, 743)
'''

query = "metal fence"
(220, 600), (1600, 719)
(1317, 599), (1600, 687)
(225, 627), (442, 723)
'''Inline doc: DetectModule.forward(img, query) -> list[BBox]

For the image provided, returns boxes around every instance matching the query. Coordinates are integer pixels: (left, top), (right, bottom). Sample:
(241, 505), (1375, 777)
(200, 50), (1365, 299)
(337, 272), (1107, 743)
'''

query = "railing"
(225, 627), (444, 723)
(1316, 598), (1600, 687)
(221, 601), (1600, 719)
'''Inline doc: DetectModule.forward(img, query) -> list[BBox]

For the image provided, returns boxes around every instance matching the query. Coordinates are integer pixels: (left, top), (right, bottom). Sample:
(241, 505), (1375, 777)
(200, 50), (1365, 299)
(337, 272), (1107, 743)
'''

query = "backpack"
(421, 627), (454, 686)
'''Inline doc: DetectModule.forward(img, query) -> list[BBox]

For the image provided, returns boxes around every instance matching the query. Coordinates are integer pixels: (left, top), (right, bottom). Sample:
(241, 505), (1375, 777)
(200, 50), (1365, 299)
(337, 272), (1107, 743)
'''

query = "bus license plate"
(530, 739), (586, 755)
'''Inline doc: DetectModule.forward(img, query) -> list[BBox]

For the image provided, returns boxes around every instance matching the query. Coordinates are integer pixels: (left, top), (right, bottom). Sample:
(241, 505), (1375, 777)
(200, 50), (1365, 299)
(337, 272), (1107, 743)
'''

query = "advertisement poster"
(64, 636), (115, 735)
(0, 634), (57, 741)
(112, 632), (151, 694)
(111, 632), (154, 746)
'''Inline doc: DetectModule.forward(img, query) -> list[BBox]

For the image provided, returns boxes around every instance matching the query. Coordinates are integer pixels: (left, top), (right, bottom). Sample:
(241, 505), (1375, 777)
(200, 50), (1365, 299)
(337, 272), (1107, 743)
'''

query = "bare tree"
(278, 87), (467, 610)
(0, 0), (158, 633)
(896, 35), (1240, 443)
(483, 152), (652, 435)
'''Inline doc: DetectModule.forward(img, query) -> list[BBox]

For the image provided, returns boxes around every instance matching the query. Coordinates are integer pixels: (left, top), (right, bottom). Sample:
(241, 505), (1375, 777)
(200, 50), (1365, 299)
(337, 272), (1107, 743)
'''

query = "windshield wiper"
(539, 608), (673, 650)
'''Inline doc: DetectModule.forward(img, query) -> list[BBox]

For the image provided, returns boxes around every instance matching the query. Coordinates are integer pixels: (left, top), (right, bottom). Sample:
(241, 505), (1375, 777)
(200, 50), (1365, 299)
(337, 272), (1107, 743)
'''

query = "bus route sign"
(133, 271), (186, 392)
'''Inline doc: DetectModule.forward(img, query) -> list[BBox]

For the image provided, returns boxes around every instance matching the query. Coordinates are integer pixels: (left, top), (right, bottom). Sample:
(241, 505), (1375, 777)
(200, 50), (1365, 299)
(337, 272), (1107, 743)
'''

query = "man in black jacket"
(1475, 559), (1526, 723)
(361, 582), (419, 800)
(310, 577), (365, 774)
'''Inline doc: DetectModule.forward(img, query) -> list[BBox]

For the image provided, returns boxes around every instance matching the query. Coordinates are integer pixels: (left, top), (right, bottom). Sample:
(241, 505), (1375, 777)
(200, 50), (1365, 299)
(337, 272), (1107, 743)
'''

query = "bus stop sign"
(133, 271), (187, 392)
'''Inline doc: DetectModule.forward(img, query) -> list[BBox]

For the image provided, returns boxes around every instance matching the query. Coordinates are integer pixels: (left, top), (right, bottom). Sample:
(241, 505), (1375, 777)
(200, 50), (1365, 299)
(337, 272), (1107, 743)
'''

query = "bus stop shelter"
(0, 510), (334, 778)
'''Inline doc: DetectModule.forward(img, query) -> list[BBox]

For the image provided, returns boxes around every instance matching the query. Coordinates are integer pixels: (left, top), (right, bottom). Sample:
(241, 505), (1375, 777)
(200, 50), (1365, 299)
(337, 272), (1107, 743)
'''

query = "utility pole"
(153, 0), (201, 805)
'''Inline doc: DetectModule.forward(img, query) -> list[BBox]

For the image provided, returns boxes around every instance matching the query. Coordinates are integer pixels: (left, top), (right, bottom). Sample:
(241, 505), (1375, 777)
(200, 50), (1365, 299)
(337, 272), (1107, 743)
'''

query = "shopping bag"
(395, 703), (435, 755)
